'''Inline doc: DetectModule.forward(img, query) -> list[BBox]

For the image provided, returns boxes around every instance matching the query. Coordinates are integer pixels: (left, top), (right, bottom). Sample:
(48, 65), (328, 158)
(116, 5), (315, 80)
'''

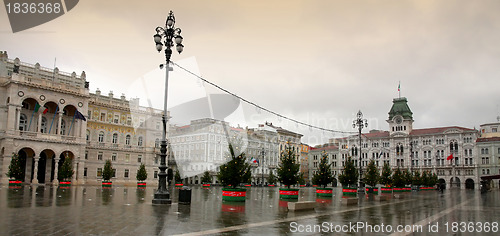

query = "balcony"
(18, 131), (83, 143)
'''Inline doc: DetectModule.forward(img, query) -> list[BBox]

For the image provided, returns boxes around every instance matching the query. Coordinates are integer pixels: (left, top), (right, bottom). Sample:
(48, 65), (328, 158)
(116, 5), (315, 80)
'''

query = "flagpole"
(48, 105), (59, 134)
(68, 112), (76, 136)
(28, 106), (36, 131)
(398, 81), (401, 98)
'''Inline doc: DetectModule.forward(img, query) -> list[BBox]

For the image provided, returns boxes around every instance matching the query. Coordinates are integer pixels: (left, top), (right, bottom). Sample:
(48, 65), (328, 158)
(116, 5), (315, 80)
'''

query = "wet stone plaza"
(1, 185), (499, 235)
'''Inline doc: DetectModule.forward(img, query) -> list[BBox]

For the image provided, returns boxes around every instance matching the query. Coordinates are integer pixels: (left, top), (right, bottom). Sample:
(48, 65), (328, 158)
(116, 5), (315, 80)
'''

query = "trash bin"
(178, 186), (191, 204)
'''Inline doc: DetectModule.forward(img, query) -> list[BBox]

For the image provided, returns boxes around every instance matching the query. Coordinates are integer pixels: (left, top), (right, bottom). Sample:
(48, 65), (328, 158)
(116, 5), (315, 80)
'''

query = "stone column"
(37, 113), (42, 133)
(15, 107), (21, 131)
(53, 157), (60, 185)
(32, 156), (39, 184)
(57, 111), (63, 135)
(72, 159), (78, 183)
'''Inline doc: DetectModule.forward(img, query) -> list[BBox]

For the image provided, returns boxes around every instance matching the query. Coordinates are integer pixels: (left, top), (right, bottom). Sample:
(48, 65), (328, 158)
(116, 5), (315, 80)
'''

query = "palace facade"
(0, 52), (165, 186)
(310, 97), (483, 189)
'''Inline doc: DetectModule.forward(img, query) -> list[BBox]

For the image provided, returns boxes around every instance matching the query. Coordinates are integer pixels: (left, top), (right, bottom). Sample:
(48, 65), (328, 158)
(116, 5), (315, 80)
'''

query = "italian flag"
(34, 103), (49, 114)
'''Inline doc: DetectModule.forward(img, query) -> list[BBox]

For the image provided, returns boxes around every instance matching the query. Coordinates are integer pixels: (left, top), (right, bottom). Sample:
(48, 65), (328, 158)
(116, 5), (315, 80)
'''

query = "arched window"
(41, 117), (47, 133)
(19, 114), (27, 131)
(22, 101), (29, 109)
(98, 131), (105, 143)
(112, 133), (118, 144)
(86, 130), (90, 141)
(126, 135), (131, 145)
(60, 120), (66, 135)
(138, 136), (143, 146)
(396, 143), (404, 155)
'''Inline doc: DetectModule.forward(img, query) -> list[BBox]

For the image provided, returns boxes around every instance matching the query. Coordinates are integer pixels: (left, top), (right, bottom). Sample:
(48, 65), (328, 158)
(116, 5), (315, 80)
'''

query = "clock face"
(395, 117), (402, 124)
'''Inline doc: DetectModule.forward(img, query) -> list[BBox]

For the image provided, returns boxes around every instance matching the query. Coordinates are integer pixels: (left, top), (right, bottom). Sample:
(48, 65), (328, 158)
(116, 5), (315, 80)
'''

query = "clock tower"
(387, 97), (413, 135)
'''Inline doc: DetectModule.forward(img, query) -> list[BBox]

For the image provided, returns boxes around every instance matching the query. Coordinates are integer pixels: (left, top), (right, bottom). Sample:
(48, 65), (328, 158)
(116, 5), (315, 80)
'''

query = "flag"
(398, 82), (400, 92)
(447, 153), (453, 161)
(75, 110), (86, 121)
(250, 158), (259, 164)
(34, 103), (48, 114)
(34, 103), (41, 112)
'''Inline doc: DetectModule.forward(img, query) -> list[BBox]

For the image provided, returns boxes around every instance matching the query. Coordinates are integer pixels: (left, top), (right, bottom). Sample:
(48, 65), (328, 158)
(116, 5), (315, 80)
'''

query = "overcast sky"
(1, 0), (500, 145)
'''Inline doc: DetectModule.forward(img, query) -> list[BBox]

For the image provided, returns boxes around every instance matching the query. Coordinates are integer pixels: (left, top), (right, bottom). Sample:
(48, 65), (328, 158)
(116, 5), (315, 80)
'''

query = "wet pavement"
(0, 185), (499, 235)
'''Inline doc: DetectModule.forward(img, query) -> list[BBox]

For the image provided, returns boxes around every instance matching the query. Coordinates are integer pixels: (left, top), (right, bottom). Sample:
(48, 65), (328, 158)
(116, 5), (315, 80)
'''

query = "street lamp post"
(152, 10), (184, 204)
(353, 110), (368, 193)
(261, 148), (265, 186)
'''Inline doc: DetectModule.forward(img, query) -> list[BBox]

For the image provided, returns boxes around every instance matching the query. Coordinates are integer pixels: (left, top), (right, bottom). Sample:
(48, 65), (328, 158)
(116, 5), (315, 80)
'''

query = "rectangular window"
(124, 169), (129, 178)
(97, 168), (102, 177)
(84, 167), (87, 177)
(137, 155), (142, 163)
(98, 152), (103, 161)
(154, 171), (158, 179)
(100, 113), (106, 121)
(125, 154), (130, 163)
(112, 169), (116, 178)
(85, 151), (88, 160)
(112, 153), (117, 161)
(114, 115), (119, 124)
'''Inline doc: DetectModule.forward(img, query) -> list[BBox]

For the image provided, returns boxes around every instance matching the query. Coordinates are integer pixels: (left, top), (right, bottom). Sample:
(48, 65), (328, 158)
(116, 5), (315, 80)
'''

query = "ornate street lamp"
(353, 110), (368, 193)
(152, 10), (184, 204)
(261, 148), (265, 186)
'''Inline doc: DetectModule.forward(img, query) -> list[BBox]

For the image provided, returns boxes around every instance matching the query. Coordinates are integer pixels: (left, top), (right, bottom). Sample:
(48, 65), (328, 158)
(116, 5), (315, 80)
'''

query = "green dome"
(388, 97), (413, 120)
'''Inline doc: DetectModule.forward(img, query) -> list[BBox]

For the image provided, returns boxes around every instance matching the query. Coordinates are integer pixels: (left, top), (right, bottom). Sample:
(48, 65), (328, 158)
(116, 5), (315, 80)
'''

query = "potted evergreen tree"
(392, 167), (405, 192)
(431, 172), (439, 189)
(312, 152), (334, 197)
(58, 157), (74, 187)
(277, 145), (301, 199)
(338, 156), (359, 196)
(217, 143), (252, 202)
(364, 159), (379, 194)
(403, 169), (412, 192)
(7, 153), (24, 187)
(136, 163), (147, 188)
(412, 169), (421, 191)
(201, 171), (212, 187)
(102, 160), (113, 188)
(267, 170), (277, 187)
(174, 169), (183, 187)
(380, 162), (393, 193)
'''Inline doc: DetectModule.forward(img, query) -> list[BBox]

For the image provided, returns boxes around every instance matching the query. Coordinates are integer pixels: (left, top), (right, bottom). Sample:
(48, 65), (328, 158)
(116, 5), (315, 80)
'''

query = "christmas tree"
(7, 153), (24, 181)
(201, 171), (212, 184)
(338, 156), (359, 188)
(58, 157), (74, 181)
(174, 169), (182, 183)
(421, 171), (430, 186)
(217, 143), (252, 188)
(364, 159), (380, 188)
(267, 170), (277, 185)
(403, 168), (412, 186)
(276, 145), (301, 189)
(311, 152), (334, 188)
(392, 167), (405, 187)
(380, 162), (392, 187)
(412, 169), (421, 186)
(102, 160), (113, 181)
(136, 163), (147, 181)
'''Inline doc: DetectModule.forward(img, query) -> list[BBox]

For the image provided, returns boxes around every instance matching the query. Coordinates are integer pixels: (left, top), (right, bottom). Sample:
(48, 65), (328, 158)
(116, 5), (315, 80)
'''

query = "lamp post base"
(152, 192), (172, 204)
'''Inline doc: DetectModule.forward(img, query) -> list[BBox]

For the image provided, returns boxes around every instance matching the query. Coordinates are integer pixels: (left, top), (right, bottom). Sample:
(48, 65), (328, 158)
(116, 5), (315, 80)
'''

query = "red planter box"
(342, 188), (357, 196)
(222, 188), (247, 202)
(279, 188), (299, 199)
(9, 180), (22, 186)
(102, 181), (112, 188)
